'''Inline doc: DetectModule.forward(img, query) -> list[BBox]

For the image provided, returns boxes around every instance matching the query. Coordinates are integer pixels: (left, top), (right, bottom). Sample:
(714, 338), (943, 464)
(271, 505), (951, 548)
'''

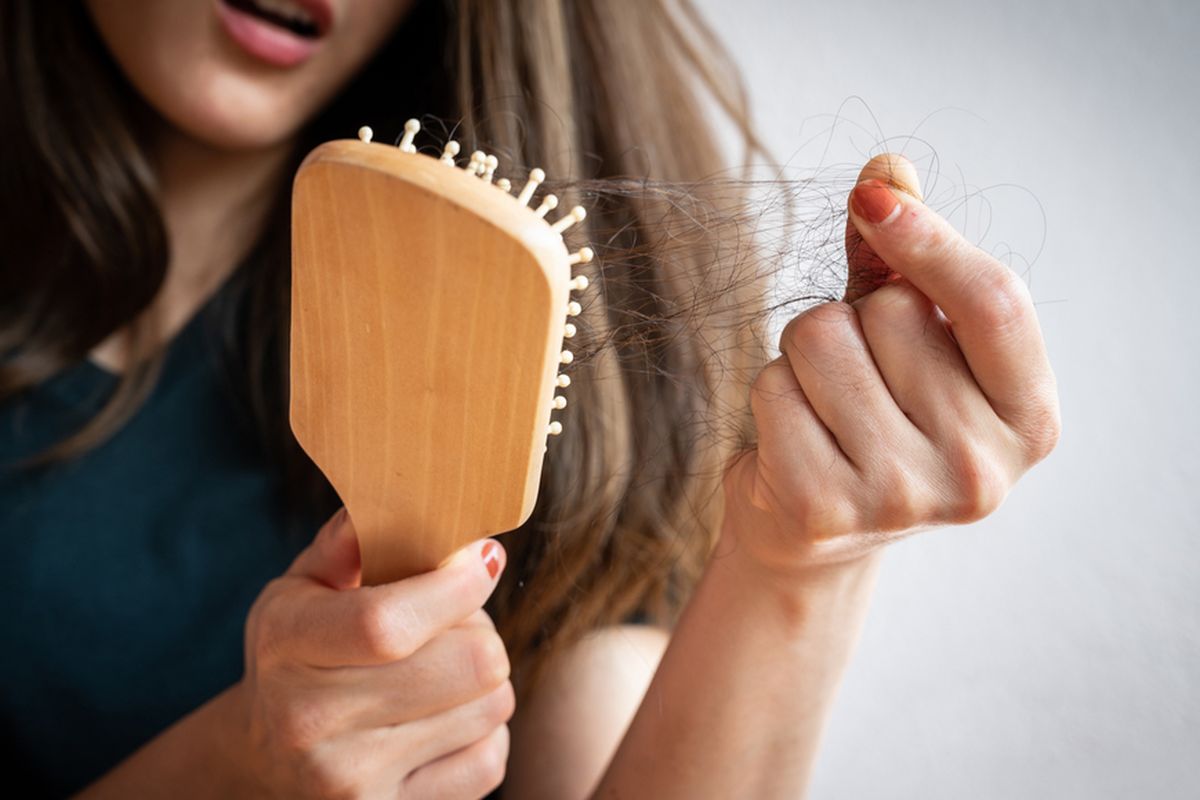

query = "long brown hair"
(0, 0), (772, 694)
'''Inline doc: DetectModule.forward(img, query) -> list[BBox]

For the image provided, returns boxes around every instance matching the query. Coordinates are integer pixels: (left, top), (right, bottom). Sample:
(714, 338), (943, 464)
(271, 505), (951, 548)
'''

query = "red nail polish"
(850, 179), (902, 225)
(481, 541), (501, 579)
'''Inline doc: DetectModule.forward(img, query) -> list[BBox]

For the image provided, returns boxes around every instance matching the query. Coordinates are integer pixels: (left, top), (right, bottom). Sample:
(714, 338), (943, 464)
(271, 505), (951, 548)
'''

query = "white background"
(693, 0), (1199, 797)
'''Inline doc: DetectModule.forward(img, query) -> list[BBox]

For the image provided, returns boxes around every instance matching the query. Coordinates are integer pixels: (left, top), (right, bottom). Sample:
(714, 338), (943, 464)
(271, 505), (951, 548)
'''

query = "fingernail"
(329, 507), (349, 537)
(481, 540), (504, 580)
(850, 179), (903, 225)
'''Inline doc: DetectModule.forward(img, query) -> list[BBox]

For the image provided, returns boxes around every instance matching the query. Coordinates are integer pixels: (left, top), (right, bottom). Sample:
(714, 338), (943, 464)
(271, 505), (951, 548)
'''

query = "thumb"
(285, 507), (363, 590)
(843, 153), (923, 303)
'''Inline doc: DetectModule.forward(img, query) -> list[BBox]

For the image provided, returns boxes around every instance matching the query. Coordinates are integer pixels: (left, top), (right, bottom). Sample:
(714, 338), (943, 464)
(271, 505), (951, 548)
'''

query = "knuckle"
(475, 726), (510, 792)
(274, 697), (331, 754)
(944, 439), (1010, 523)
(968, 267), (1034, 340)
(751, 360), (790, 394)
(784, 302), (856, 352)
(815, 299), (857, 324)
(906, 216), (960, 267)
(485, 680), (517, 727)
(353, 598), (417, 661)
(873, 471), (927, 529)
(749, 361), (804, 416)
(858, 280), (931, 327)
(888, 214), (952, 275)
(466, 630), (511, 692)
(1030, 409), (1062, 463)
(1017, 385), (1063, 463)
(450, 557), (491, 603)
(463, 607), (497, 630)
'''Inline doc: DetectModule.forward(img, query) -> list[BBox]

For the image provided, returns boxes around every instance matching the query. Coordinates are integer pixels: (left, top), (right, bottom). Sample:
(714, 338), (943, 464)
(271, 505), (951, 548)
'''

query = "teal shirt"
(0, 285), (321, 795)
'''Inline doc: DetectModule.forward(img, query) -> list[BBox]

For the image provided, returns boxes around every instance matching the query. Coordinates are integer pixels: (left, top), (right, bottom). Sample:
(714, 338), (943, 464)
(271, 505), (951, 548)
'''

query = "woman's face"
(84, 0), (414, 151)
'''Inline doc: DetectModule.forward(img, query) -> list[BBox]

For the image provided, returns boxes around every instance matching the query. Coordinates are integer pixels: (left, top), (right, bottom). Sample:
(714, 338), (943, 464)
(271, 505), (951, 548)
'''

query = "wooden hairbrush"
(289, 119), (592, 585)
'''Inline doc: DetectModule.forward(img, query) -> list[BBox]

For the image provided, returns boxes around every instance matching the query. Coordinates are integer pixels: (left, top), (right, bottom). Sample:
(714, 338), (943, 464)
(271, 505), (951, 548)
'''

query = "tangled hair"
(0, 0), (861, 696)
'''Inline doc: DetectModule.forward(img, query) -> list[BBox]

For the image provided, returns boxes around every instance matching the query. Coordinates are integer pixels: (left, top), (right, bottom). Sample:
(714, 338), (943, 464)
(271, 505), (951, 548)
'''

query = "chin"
(151, 69), (319, 152)
(83, 0), (412, 152)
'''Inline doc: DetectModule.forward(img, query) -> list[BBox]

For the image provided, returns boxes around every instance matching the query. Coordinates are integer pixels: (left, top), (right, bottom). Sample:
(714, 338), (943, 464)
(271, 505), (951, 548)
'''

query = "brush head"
(290, 121), (592, 584)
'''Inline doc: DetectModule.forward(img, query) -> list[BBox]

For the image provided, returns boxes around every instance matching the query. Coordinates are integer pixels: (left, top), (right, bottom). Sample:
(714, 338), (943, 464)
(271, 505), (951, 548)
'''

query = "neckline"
(48, 278), (235, 408)
(83, 277), (234, 381)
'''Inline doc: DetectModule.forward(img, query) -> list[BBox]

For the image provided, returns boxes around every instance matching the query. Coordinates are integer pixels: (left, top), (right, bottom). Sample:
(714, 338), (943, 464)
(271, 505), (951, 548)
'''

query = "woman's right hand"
(227, 509), (513, 799)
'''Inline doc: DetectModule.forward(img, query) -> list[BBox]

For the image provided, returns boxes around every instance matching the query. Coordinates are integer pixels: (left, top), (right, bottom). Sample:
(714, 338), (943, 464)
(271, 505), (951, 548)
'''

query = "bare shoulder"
(504, 624), (671, 800)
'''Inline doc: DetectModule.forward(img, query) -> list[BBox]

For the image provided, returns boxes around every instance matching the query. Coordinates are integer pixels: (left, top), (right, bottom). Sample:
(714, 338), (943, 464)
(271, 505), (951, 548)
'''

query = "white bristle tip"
(551, 206), (587, 234)
(481, 154), (498, 182)
(568, 247), (594, 265)
(496, 178), (512, 191)
(553, 395), (567, 410)
(548, 421), (564, 436)
(567, 301), (582, 316)
(535, 194), (559, 218)
(357, 126), (373, 142)
(570, 275), (590, 291)
(517, 169), (545, 205)
(563, 322), (577, 338)
(556, 374), (571, 388)
(560, 350), (574, 365)
(398, 119), (420, 153)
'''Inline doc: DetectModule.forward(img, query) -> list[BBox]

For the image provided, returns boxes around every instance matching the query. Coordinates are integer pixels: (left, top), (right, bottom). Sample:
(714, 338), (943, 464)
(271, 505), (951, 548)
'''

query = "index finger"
(843, 154), (924, 304)
(846, 177), (1054, 424)
(274, 538), (506, 667)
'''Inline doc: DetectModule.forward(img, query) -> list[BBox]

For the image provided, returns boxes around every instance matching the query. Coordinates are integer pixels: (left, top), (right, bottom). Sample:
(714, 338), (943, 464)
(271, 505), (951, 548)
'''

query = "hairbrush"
(289, 119), (592, 585)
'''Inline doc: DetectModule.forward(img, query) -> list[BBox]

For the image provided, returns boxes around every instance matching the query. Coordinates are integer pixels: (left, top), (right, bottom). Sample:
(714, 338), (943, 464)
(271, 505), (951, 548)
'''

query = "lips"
(214, 0), (333, 68)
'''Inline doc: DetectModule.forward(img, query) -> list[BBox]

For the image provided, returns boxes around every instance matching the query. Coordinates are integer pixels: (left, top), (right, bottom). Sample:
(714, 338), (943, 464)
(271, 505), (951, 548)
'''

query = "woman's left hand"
(722, 154), (1061, 575)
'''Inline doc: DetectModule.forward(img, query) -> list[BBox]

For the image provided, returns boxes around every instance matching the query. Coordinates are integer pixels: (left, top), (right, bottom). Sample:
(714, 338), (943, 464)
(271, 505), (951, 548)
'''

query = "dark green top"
(0, 284), (320, 796)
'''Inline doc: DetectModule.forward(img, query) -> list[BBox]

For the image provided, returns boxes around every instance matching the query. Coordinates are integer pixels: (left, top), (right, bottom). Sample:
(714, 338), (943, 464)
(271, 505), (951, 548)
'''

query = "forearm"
(591, 524), (883, 799)
(74, 683), (254, 799)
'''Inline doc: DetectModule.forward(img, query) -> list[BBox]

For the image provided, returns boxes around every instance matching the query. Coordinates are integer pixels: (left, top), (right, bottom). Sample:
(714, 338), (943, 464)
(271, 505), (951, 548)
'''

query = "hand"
(722, 154), (1061, 575)
(226, 509), (513, 799)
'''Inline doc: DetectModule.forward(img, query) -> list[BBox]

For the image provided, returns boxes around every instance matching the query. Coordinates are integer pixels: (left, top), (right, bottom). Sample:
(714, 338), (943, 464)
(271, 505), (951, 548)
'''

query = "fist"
(723, 155), (1061, 572)
(233, 510), (514, 799)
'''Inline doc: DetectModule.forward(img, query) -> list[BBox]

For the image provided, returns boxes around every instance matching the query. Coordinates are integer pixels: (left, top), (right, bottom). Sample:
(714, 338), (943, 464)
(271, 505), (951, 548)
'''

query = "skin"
(585, 157), (1061, 798)
(85, 0), (413, 371)
(73, 1), (1061, 798)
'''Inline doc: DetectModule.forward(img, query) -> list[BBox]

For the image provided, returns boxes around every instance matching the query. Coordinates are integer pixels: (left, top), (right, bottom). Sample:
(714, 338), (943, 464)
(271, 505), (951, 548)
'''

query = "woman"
(0, 0), (1061, 797)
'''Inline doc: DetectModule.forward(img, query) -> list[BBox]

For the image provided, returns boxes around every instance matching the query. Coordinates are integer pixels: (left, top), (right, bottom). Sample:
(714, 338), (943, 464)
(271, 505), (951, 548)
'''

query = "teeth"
(250, 0), (315, 27)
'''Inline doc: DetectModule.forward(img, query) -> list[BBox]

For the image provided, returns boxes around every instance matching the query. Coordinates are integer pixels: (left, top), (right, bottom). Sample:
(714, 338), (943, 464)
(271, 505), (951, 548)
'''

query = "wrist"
(73, 681), (263, 799)
(717, 507), (884, 580)
(204, 681), (266, 796)
(711, 515), (884, 628)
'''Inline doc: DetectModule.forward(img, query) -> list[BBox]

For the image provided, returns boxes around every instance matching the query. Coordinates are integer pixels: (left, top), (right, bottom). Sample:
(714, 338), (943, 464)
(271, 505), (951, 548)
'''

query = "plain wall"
(691, 0), (1199, 797)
